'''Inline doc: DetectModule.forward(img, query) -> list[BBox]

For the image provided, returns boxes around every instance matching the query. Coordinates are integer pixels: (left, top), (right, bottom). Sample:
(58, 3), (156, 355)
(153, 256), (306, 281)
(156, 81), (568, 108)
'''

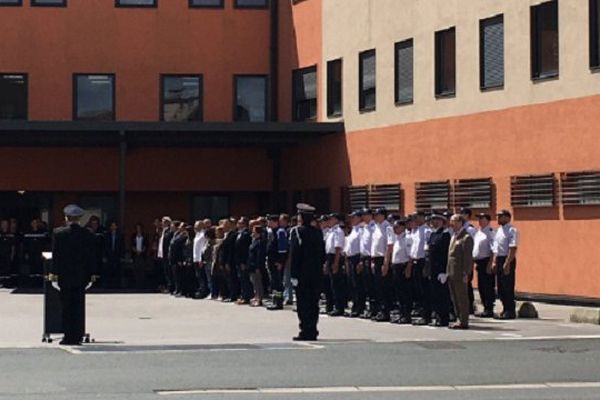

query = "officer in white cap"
(49, 204), (97, 345)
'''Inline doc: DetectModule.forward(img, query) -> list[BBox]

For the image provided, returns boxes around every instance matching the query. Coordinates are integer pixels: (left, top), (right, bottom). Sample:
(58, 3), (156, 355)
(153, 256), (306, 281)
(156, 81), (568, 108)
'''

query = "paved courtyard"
(2, 289), (600, 400)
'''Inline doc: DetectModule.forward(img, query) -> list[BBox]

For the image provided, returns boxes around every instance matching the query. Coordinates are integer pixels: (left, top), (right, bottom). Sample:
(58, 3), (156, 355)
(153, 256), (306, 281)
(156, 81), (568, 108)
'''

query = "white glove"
(437, 273), (448, 284)
(85, 282), (93, 291)
(51, 281), (61, 292)
(291, 278), (299, 287)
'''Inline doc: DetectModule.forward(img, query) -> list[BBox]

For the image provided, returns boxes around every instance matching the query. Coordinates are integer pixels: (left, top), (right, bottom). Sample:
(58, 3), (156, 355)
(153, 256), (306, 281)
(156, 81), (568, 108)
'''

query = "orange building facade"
(0, 0), (599, 300)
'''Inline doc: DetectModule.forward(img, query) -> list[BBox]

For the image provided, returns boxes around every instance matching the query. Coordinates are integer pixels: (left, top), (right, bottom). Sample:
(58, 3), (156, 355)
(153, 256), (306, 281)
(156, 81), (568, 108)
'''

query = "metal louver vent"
(415, 181), (450, 210)
(369, 184), (402, 211)
(347, 185), (369, 210)
(453, 178), (493, 209)
(511, 174), (555, 207)
(561, 171), (600, 206)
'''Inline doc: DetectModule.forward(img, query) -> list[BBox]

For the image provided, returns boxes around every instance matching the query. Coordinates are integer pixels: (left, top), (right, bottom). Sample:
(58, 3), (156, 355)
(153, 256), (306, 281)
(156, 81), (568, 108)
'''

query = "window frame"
(0, 0), (22, 6)
(326, 58), (343, 118)
(358, 48), (376, 113)
(530, 0), (559, 81)
(233, 74), (269, 122)
(31, 0), (67, 6)
(115, 0), (157, 8)
(188, 0), (224, 8)
(394, 38), (414, 106)
(479, 14), (505, 91)
(159, 74), (204, 122)
(0, 73), (28, 121)
(292, 65), (318, 122)
(590, 0), (600, 70)
(234, 0), (269, 9)
(72, 73), (116, 121)
(435, 26), (457, 98)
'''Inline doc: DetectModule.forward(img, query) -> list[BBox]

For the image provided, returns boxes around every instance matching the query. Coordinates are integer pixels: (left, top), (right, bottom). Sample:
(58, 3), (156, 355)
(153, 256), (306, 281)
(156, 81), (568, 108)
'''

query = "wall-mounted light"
(17, 191), (26, 195)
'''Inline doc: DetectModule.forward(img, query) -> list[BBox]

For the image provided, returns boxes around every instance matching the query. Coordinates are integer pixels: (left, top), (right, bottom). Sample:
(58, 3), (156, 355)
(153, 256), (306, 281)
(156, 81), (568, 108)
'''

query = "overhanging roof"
(0, 121), (345, 147)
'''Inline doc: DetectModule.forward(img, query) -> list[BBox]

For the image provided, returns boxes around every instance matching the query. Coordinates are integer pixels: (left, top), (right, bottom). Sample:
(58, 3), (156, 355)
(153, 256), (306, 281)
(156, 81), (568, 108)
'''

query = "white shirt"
(464, 222), (477, 238)
(409, 224), (431, 259)
(193, 230), (207, 263)
(344, 225), (361, 257)
(135, 235), (144, 253)
(325, 225), (345, 255)
(473, 226), (495, 260)
(493, 224), (518, 257)
(321, 227), (330, 242)
(370, 220), (393, 257)
(157, 228), (167, 259)
(359, 221), (375, 256)
(392, 232), (411, 264)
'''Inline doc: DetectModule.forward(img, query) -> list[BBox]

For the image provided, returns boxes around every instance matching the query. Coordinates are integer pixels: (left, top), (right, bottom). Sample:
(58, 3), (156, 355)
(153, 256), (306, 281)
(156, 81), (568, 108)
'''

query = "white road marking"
(156, 382), (600, 396)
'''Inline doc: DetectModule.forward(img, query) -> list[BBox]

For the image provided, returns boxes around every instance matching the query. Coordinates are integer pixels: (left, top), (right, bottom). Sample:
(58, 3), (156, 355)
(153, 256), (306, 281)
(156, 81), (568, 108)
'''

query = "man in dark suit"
(104, 221), (124, 289)
(221, 218), (238, 302)
(447, 214), (474, 330)
(49, 205), (97, 345)
(427, 214), (451, 327)
(290, 204), (325, 341)
(233, 217), (252, 304)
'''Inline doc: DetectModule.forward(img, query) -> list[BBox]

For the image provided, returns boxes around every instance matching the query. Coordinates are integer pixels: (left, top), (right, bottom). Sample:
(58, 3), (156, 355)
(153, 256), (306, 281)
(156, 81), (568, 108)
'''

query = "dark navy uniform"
(23, 230), (50, 277)
(0, 231), (15, 284)
(290, 204), (325, 341)
(427, 225), (451, 326)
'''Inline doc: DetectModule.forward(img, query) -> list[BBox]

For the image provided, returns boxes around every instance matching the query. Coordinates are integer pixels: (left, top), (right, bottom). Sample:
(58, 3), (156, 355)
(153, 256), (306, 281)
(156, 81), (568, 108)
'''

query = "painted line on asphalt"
(156, 382), (600, 396)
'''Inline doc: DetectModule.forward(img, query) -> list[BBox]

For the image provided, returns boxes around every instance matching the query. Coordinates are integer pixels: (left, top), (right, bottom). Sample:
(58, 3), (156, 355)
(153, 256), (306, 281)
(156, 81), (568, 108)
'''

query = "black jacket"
(248, 237), (266, 272)
(234, 228), (252, 267)
(168, 233), (187, 265)
(51, 223), (96, 289)
(105, 231), (124, 262)
(290, 225), (325, 284)
(221, 230), (237, 267)
(428, 227), (451, 277)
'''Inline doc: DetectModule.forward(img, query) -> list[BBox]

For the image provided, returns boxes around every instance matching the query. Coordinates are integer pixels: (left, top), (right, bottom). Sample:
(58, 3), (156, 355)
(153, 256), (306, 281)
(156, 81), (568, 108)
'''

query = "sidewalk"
(2, 289), (600, 349)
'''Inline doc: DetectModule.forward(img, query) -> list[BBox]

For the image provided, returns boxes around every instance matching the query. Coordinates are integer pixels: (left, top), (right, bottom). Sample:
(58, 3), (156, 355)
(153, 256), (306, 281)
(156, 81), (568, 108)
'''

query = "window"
(31, 0), (66, 6)
(590, 0), (600, 68)
(435, 27), (456, 97)
(561, 171), (600, 206)
(292, 66), (317, 121)
(235, 0), (268, 8)
(189, 0), (223, 7)
(115, 0), (156, 7)
(327, 59), (342, 117)
(359, 49), (376, 112)
(531, 0), (559, 80)
(73, 74), (115, 121)
(511, 174), (555, 207)
(453, 178), (493, 209)
(192, 195), (230, 222)
(369, 184), (402, 212)
(345, 185), (369, 211)
(234, 75), (268, 122)
(480, 15), (504, 89)
(0, 0), (21, 5)
(161, 75), (203, 122)
(394, 39), (414, 105)
(415, 181), (450, 210)
(0, 74), (27, 120)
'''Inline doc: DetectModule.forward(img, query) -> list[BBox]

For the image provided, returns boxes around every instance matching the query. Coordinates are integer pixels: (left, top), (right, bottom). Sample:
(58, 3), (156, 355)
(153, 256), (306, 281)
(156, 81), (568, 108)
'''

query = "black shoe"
(328, 309), (344, 317)
(390, 314), (400, 323)
(59, 340), (82, 346)
(476, 310), (494, 318)
(293, 334), (317, 341)
(267, 303), (284, 310)
(360, 311), (372, 320)
(494, 312), (516, 320)
(429, 320), (449, 327)
(412, 317), (430, 326)
(374, 312), (390, 322)
(394, 316), (411, 325)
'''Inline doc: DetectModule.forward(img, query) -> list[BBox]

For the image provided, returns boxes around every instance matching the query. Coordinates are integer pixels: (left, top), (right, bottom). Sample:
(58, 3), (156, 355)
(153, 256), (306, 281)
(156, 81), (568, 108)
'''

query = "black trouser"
(195, 262), (208, 296)
(296, 280), (320, 338)
(361, 256), (375, 312)
(183, 263), (197, 297)
(411, 258), (427, 317)
(227, 264), (240, 300)
(392, 263), (412, 318)
(372, 257), (392, 315)
(496, 256), (516, 315)
(321, 268), (333, 312)
(161, 258), (173, 292)
(468, 272), (475, 313)
(475, 257), (495, 312)
(238, 265), (252, 301)
(348, 255), (366, 314)
(429, 275), (450, 324)
(268, 261), (283, 293)
(326, 254), (347, 312)
(59, 286), (85, 343)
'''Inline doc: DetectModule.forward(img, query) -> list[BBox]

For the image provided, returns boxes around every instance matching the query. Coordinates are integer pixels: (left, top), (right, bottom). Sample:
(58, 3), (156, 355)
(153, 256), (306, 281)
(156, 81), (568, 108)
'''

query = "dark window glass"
(292, 66), (317, 121)
(531, 0), (559, 80)
(0, 0), (21, 5)
(435, 27), (456, 97)
(161, 75), (203, 122)
(590, 0), (600, 68)
(189, 0), (223, 7)
(327, 59), (342, 117)
(0, 74), (27, 120)
(234, 75), (267, 122)
(192, 195), (230, 222)
(480, 15), (504, 89)
(235, 0), (268, 8)
(32, 0), (66, 5)
(395, 39), (414, 104)
(359, 49), (376, 112)
(74, 74), (115, 121)
(116, 0), (156, 7)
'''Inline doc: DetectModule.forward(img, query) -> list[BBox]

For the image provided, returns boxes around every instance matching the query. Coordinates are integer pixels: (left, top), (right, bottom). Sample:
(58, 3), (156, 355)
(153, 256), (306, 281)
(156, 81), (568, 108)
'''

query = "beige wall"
(322, 0), (600, 131)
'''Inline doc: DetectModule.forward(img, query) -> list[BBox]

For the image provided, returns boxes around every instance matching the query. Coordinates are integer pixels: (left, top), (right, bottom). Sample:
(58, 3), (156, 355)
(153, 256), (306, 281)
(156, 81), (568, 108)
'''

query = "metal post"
(269, 147), (282, 212)
(118, 131), (127, 230)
